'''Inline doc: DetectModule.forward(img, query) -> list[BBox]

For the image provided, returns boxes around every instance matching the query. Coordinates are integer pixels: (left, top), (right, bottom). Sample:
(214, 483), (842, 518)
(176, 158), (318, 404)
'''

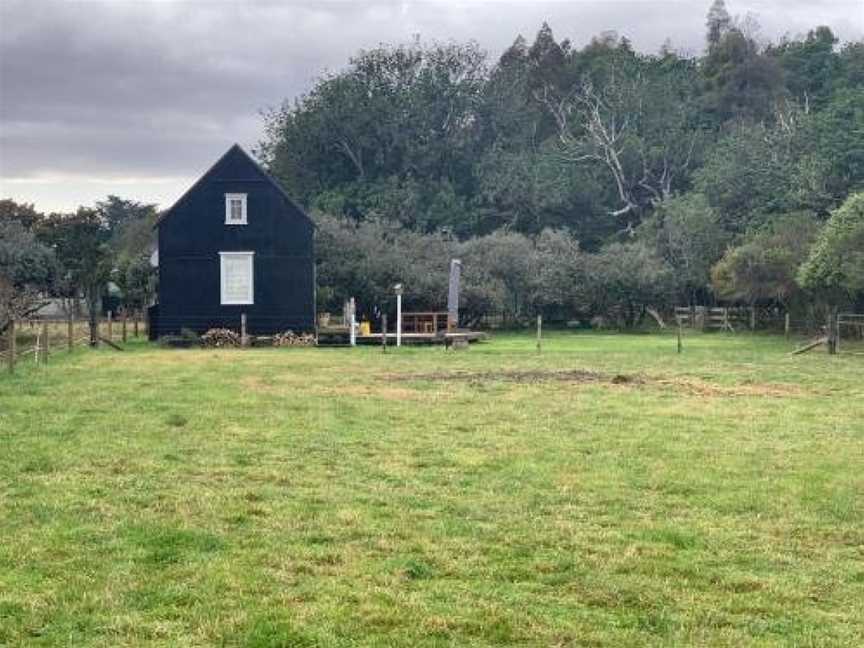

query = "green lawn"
(1, 332), (862, 646)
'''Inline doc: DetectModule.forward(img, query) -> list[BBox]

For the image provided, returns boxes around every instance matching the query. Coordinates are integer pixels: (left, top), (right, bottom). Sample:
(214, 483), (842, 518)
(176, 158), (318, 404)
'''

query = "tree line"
(260, 0), (864, 325)
(0, 197), (157, 343)
(2, 1), (863, 333)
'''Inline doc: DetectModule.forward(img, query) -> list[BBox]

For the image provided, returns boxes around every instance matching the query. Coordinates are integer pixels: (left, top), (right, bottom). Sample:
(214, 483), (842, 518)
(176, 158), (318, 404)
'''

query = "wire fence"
(838, 313), (864, 354)
(1, 314), (148, 374)
(2, 307), (860, 377)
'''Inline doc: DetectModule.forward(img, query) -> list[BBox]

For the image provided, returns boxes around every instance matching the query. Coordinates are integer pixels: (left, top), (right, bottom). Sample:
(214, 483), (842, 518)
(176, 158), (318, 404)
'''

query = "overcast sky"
(1, 0), (861, 213)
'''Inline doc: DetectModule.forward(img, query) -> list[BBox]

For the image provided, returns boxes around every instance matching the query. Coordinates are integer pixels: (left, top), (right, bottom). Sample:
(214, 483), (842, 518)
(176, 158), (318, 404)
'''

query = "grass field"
(1, 331), (862, 646)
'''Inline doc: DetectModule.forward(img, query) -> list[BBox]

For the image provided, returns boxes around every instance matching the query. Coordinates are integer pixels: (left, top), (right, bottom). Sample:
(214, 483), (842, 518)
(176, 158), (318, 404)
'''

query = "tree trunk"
(87, 285), (100, 347)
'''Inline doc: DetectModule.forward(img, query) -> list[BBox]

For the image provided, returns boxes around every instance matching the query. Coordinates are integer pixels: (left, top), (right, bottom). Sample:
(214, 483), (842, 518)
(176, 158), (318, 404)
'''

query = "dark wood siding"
(154, 145), (314, 336)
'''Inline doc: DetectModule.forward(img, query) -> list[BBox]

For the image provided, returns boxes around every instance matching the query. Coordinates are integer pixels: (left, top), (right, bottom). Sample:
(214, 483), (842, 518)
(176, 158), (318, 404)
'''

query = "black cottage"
(149, 144), (315, 339)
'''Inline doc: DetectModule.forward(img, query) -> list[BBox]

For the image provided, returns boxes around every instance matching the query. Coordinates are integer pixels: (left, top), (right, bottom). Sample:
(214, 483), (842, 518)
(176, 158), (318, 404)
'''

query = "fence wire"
(2, 318), (148, 373)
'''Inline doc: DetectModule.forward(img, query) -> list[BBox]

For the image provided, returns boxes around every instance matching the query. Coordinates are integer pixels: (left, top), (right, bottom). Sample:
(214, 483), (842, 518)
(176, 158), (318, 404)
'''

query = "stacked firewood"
(273, 330), (316, 347)
(201, 328), (241, 347)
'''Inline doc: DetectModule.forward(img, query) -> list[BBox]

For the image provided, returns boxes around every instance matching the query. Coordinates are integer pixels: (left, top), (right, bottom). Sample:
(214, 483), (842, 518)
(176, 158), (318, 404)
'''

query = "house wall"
(155, 147), (315, 336)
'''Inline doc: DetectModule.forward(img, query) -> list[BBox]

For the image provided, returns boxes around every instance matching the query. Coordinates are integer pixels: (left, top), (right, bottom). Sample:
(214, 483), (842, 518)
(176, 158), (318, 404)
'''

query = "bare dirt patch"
(387, 369), (806, 398)
(313, 384), (447, 401)
(654, 377), (808, 398)
(389, 369), (642, 385)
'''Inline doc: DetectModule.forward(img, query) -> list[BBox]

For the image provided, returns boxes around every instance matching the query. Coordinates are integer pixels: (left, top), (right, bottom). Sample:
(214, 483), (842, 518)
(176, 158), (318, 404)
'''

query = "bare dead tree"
(536, 81), (639, 218)
(535, 71), (699, 226)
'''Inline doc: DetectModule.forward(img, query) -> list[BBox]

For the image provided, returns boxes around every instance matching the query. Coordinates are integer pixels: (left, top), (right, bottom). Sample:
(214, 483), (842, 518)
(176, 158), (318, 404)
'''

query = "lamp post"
(394, 283), (403, 347)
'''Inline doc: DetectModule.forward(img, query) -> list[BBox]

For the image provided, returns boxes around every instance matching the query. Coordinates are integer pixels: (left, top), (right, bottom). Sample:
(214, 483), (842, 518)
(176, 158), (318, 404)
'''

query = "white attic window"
(219, 252), (254, 305)
(225, 193), (247, 225)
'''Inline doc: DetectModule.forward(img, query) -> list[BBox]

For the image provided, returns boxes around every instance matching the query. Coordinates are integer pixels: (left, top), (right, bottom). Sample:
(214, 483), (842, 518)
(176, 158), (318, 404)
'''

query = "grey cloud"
(0, 0), (861, 211)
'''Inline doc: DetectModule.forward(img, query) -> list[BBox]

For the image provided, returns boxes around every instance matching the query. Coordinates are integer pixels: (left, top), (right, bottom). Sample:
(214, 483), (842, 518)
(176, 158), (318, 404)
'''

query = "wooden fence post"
(749, 307), (756, 331)
(107, 311), (113, 341)
(536, 314), (542, 353)
(835, 313), (841, 354)
(241, 313), (248, 347)
(827, 311), (837, 355)
(381, 314), (388, 354)
(784, 312), (790, 340)
(122, 310), (127, 344)
(134, 314), (139, 338)
(677, 321), (683, 354)
(41, 322), (49, 364)
(7, 320), (14, 374)
(67, 316), (74, 352)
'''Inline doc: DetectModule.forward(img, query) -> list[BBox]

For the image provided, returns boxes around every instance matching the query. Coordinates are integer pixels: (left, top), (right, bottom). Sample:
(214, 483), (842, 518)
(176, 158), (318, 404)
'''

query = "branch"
(336, 138), (365, 179)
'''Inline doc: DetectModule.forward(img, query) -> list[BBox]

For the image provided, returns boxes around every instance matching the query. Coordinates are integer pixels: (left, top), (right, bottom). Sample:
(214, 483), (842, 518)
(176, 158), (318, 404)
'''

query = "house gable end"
(155, 144), (313, 230)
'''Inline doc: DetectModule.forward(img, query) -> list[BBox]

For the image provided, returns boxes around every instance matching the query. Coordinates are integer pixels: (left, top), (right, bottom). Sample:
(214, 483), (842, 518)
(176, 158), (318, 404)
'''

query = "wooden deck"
(316, 322), (487, 346)
(356, 331), (487, 345)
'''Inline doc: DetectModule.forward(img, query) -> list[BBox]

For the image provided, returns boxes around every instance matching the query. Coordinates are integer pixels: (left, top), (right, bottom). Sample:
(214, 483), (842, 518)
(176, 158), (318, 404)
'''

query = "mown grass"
(0, 331), (862, 646)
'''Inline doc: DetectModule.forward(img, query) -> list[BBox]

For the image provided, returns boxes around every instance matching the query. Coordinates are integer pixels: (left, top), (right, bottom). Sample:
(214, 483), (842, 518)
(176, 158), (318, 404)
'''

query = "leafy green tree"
(0, 199), (44, 229)
(260, 40), (487, 232)
(705, 0), (732, 48)
(459, 230), (536, 323)
(314, 213), (454, 319)
(768, 27), (840, 110)
(92, 197), (159, 312)
(480, 34), (544, 148)
(798, 193), (864, 305)
(711, 212), (819, 308)
(701, 22), (783, 125)
(586, 242), (675, 328)
(838, 41), (864, 89)
(95, 195), (157, 235)
(113, 254), (156, 316)
(697, 89), (864, 231)
(37, 209), (113, 345)
(0, 219), (55, 329)
(532, 228), (589, 318)
(474, 143), (609, 240)
(695, 121), (798, 230)
(793, 89), (864, 210)
(640, 193), (730, 302)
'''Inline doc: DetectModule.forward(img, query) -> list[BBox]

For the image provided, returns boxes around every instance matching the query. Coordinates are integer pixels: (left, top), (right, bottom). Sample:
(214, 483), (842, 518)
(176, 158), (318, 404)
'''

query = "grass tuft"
(126, 525), (225, 566)
(238, 614), (321, 648)
(164, 413), (188, 427)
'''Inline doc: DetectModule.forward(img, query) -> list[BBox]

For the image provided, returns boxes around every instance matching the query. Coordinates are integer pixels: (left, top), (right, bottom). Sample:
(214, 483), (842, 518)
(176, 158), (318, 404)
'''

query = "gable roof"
(154, 143), (314, 228)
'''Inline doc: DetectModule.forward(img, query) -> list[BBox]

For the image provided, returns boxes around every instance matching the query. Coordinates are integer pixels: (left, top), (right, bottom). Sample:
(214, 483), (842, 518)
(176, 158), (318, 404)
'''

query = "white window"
(219, 252), (254, 305)
(225, 193), (247, 225)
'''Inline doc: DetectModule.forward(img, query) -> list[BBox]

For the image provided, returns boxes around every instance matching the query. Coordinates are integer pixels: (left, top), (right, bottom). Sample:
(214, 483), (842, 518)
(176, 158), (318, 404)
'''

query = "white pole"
(349, 297), (357, 347)
(396, 292), (402, 348)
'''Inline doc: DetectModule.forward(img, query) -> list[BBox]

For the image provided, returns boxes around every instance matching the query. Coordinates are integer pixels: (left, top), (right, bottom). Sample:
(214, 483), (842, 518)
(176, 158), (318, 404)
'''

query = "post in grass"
(829, 310), (838, 355)
(6, 319), (15, 374)
(536, 314), (542, 353)
(381, 314), (388, 354)
(41, 322), (49, 365)
(677, 320), (683, 354)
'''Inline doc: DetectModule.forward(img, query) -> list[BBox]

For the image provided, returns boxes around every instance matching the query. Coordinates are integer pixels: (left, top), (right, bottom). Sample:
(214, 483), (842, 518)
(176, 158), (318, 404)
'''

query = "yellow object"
(359, 321), (371, 336)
